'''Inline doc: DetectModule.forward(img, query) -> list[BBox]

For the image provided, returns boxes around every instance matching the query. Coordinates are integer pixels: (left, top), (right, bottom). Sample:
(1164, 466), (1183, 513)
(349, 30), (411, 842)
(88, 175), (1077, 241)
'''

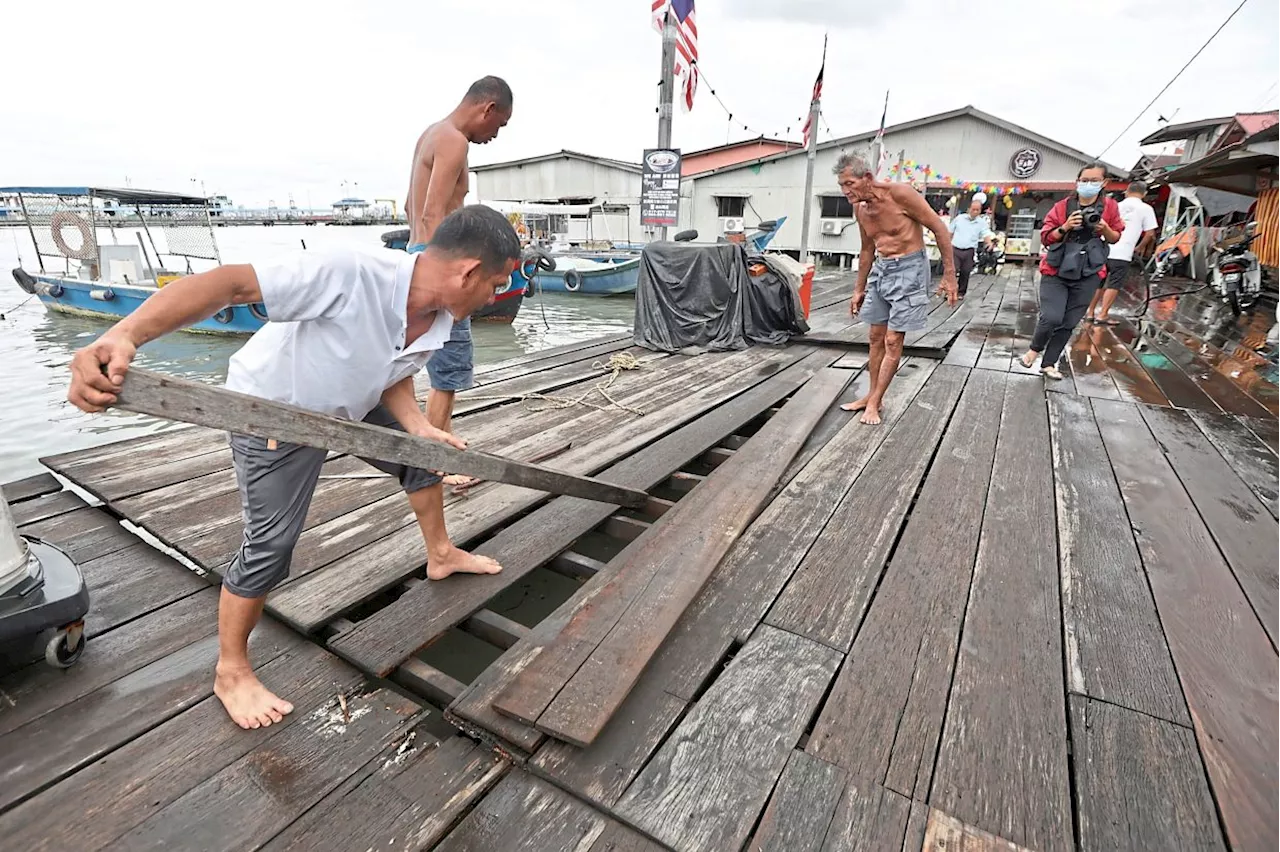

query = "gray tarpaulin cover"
(633, 242), (809, 353)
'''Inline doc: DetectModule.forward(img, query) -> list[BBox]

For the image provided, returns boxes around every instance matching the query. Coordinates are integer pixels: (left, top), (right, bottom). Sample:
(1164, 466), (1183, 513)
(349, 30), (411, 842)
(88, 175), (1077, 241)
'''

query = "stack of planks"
(487, 368), (851, 747)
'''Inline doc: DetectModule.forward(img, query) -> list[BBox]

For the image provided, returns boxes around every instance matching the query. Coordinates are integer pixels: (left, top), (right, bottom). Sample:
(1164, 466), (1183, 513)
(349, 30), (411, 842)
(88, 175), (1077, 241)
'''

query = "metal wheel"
(45, 624), (85, 668)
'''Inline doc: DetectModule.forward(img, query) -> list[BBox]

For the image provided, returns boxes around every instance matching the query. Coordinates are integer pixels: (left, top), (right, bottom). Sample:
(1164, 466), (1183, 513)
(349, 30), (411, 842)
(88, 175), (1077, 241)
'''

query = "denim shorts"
(407, 242), (475, 391)
(859, 249), (930, 333)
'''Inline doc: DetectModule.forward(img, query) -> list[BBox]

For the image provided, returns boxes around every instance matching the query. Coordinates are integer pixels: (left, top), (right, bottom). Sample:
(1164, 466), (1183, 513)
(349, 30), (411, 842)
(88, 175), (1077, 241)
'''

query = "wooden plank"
(260, 734), (508, 852)
(1107, 324), (1221, 412)
(1189, 409), (1278, 518)
(104, 688), (421, 852)
(765, 364), (970, 651)
(805, 369), (1007, 798)
(1152, 318), (1278, 417)
(113, 367), (649, 508)
(6, 489), (87, 525)
(472, 334), (632, 382)
(1092, 398), (1278, 852)
(435, 770), (663, 852)
(1065, 330), (1123, 400)
(1141, 405), (1277, 647)
(1069, 696), (1226, 851)
(454, 347), (668, 417)
(613, 624), (843, 852)
(326, 350), (837, 675)
(747, 750), (847, 852)
(930, 374), (1072, 852)
(1240, 413), (1279, 454)
(0, 587), (220, 737)
(17, 507), (141, 564)
(89, 446), (236, 503)
(1086, 324), (1172, 406)
(601, 514), (650, 542)
(0, 619), (298, 812)
(0, 641), (365, 849)
(78, 542), (207, 638)
(40, 426), (208, 475)
(922, 810), (1032, 851)
(494, 370), (850, 745)
(913, 275), (1001, 350)
(940, 280), (1002, 368)
(1136, 323), (1272, 417)
(816, 781), (914, 852)
(1, 472), (60, 504)
(269, 346), (808, 631)
(550, 550), (607, 579)
(394, 659), (466, 707)
(974, 274), (1019, 371)
(1046, 393), (1190, 724)
(461, 608), (531, 649)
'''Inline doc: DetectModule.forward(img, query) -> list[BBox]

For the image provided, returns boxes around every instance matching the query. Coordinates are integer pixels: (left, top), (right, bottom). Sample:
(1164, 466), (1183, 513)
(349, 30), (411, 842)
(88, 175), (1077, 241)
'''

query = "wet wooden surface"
(23, 264), (1279, 851)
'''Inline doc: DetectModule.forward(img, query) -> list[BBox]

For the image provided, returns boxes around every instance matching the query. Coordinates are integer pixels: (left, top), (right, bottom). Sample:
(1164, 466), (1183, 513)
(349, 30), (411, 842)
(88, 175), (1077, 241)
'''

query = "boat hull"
(24, 275), (265, 335)
(533, 256), (641, 295)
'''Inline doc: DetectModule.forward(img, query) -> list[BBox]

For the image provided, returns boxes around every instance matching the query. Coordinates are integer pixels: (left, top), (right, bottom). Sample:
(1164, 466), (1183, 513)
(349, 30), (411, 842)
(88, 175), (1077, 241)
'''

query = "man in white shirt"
(66, 204), (520, 730)
(1087, 181), (1158, 324)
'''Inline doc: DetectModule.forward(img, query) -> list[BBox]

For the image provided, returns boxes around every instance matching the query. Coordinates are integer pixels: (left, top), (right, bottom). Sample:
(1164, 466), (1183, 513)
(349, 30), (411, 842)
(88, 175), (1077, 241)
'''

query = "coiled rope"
(466, 351), (645, 415)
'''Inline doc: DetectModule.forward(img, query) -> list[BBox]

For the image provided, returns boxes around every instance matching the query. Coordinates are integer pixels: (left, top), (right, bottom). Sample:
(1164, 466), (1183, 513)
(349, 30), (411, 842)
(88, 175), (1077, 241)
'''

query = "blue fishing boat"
(6, 186), (268, 335)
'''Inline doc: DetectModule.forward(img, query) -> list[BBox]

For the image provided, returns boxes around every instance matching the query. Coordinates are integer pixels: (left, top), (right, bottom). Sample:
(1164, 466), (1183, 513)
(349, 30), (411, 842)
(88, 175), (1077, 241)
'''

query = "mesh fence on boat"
(16, 193), (100, 264)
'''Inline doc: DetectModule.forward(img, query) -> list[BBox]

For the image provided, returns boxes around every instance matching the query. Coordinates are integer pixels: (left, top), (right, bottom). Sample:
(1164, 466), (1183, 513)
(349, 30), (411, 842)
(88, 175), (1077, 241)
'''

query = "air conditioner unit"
(721, 217), (745, 233)
(821, 219), (841, 235)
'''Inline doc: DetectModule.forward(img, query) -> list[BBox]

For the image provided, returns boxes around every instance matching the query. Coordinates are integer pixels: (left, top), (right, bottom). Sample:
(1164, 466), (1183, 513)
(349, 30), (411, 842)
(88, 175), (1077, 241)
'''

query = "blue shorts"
(407, 242), (475, 391)
(859, 249), (930, 333)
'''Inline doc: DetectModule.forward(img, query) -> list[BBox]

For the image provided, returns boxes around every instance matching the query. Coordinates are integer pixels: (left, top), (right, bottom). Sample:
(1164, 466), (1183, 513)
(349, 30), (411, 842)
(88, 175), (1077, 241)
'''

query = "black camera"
(1078, 206), (1101, 228)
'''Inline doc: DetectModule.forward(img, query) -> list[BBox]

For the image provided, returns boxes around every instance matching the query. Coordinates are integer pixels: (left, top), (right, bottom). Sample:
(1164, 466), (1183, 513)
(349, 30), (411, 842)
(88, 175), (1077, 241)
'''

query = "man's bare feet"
(841, 396), (870, 413)
(427, 546), (503, 580)
(214, 664), (294, 730)
(859, 405), (883, 425)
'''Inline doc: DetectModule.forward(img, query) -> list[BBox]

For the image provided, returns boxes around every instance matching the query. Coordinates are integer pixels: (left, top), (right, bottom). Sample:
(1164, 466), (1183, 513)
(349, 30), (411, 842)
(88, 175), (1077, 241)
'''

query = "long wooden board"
(493, 369), (849, 745)
(930, 374), (1072, 852)
(329, 351), (842, 676)
(113, 367), (648, 508)
(1189, 409), (1279, 518)
(1092, 398), (1278, 852)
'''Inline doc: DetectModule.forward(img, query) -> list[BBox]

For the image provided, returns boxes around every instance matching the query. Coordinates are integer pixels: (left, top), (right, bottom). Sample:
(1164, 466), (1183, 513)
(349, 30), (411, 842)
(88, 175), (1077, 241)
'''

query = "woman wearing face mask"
(1019, 163), (1123, 378)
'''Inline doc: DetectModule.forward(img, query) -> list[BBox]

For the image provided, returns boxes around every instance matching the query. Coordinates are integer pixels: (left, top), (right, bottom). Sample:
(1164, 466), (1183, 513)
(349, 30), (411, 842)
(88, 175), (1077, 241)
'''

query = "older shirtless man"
(406, 76), (512, 483)
(837, 151), (958, 424)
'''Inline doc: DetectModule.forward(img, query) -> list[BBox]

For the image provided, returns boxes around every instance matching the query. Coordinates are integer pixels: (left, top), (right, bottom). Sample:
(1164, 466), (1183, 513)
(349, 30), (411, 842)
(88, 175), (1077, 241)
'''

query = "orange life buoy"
(50, 211), (97, 260)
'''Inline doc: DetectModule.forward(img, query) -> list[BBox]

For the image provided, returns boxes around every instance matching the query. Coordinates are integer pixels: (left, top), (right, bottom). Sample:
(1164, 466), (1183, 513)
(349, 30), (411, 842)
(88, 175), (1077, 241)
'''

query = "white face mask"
(1077, 180), (1103, 199)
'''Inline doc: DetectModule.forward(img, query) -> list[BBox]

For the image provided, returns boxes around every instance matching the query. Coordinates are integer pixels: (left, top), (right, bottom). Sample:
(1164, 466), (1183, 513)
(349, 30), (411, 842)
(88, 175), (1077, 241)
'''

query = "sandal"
(1019, 351), (1038, 369)
(1041, 365), (1064, 380)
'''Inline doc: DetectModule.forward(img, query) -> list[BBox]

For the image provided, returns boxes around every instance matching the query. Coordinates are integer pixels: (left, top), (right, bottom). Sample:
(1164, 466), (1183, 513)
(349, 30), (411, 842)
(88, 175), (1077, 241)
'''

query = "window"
(715, 196), (746, 217)
(820, 195), (854, 218)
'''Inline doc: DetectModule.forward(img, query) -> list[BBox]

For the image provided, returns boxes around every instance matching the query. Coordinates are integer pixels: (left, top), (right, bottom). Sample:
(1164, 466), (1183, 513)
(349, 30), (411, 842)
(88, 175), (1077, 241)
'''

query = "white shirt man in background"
(1088, 180), (1158, 324)
(66, 204), (520, 731)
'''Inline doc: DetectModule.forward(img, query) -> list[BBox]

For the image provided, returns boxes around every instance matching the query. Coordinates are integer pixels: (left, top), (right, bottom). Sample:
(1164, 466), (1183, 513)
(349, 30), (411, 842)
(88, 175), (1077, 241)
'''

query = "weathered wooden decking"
(3, 265), (1277, 851)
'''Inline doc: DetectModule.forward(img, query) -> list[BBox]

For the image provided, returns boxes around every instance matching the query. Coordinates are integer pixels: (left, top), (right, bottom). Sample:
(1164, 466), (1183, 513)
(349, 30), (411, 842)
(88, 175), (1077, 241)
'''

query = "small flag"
(801, 34), (827, 149)
(652, 0), (699, 111)
(873, 89), (889, 176)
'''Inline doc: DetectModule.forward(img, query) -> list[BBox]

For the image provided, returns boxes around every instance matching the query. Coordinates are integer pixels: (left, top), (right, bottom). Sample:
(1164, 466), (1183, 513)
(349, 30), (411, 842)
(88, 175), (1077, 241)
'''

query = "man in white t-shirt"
(66, 204), (520, 730)
(1087, 181), (1158, 324)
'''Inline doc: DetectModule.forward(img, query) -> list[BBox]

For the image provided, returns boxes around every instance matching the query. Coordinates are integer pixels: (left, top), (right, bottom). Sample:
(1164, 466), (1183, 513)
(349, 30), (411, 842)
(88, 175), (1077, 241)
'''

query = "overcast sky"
(5, 0), (1276, 208)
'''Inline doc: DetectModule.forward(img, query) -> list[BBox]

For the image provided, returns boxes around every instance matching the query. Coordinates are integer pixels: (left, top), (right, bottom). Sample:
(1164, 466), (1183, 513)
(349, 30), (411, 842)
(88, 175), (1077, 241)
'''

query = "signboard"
(641, 148), (682, 227)
(1008, 147), (1042, 179)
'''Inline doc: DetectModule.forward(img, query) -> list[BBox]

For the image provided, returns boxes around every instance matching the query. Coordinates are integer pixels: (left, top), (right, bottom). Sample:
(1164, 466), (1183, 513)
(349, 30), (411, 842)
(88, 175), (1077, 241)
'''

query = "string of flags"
(887, 160), (1031, 196)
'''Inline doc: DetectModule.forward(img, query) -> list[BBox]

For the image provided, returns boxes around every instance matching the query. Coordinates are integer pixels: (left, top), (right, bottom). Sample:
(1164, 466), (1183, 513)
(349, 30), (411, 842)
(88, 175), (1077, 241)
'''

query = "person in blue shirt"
(947, 198), (995, 297)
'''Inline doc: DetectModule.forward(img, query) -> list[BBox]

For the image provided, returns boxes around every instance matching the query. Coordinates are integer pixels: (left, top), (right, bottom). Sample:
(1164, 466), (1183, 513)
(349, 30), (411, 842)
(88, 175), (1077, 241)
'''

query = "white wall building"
(681, 106), (1127, 262)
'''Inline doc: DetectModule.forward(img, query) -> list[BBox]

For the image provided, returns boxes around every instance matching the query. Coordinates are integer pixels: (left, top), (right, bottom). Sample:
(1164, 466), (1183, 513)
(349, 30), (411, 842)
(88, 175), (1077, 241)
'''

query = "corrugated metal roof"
(471, 150), (641, 174)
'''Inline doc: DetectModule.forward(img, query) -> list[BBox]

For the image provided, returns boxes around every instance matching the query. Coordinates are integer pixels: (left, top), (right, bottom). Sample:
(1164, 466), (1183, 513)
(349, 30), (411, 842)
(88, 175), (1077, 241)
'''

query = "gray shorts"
(222, 404), (440, 599)
(859, 249), (930, 333)
(426, 317), (475, 392)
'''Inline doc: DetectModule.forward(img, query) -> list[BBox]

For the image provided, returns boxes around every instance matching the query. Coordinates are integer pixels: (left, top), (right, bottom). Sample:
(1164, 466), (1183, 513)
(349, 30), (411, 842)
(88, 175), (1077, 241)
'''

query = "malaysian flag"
(801, 34), (827, 149)
(652, 0), (698, 111)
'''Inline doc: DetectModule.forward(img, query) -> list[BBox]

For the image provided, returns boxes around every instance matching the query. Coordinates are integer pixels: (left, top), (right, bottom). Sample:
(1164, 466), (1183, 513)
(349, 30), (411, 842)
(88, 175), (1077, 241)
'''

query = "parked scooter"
(1208, 222), (1263, 315)
(975, 239), (1004, 275)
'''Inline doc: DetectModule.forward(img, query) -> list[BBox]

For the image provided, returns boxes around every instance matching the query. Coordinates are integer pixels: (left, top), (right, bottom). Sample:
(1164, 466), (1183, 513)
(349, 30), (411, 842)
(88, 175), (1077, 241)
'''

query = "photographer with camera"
(1019, 163), (1123, 379)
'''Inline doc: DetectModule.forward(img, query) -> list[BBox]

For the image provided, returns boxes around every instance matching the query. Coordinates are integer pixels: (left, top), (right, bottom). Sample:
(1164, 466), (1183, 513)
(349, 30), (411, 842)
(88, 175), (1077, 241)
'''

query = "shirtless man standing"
(836, 151), (958, 424)
(406, 76), (513, 482)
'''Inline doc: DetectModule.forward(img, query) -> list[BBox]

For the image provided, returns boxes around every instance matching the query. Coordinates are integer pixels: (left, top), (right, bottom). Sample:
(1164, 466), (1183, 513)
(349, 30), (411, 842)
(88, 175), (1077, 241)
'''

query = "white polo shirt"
(224, 248), (454, 420)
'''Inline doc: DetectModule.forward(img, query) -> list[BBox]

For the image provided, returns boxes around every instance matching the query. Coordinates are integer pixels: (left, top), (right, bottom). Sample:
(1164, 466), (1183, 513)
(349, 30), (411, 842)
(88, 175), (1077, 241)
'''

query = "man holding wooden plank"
(66, 204), (519, 730)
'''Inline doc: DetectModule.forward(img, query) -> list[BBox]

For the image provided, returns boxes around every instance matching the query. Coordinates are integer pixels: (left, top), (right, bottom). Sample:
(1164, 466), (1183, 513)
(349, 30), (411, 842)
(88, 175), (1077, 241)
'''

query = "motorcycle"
(975, 239), (1004, 275)
(1208, 222), (1263, 315)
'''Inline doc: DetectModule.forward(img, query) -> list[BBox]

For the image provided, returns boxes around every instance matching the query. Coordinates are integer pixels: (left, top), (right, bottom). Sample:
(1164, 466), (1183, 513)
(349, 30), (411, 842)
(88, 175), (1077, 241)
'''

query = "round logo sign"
(645, 150), (680, 173)
(1009, 147), (1042, 179)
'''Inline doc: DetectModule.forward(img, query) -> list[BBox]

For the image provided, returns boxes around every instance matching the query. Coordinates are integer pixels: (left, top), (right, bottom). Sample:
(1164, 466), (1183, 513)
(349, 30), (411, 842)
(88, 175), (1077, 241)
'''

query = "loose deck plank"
(40, 426), (213, 478)
(17, 507), (142, 565)
(816, 781), (914, 852)
(327, 351), (839, 675)
(1, 472), (61, 503)
(805, 369), (1006, 797)
(435, 770), (664, 852)
(509, 370), (849, 746)
(0, 642), (369, 849)
(1093, 398), (1278, 852)
(6, 489), (87, 525)
(78, 541), (207, 638)
(930, 374), (1072, 852)
(613, 624), (843, 852)
(1240, 413), (1279, 453)
(1046, 394), (1189, 723)
(471, 334), (632, 382)
(1188, 409), (1279, 517)
(922, 810), (1032, 851)
(1140, 405), (1277, 647)
(1069, 696), (1225, 851)
(0, 618), (298, 812)
(454, 347), (668, 417)
(747, 751), (848, 851)
(765, 364), (970, 651)
(261, 733), (508, 852)
(105, 688), (421, 851)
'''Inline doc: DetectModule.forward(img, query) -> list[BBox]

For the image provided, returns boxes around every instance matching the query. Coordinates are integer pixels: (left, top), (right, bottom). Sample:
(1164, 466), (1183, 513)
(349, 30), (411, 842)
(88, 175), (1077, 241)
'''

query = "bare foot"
(214, 664), (294, 730)
(859, 405), (883, 425)
(427, 546), (503, 580)
(443, 474), (478, 487)
(841, 396), (869, 413)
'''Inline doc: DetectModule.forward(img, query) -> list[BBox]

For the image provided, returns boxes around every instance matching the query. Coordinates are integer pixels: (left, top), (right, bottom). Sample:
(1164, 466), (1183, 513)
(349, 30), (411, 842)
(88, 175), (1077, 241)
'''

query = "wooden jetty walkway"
(2, 265), (1276, 851)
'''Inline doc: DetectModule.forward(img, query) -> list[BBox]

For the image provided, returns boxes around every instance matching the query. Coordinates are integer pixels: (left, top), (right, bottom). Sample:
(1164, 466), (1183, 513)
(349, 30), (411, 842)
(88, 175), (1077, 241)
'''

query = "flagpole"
(798, 34), (826, 265)
(872, 89), (889, 177)
(656, 9), (677, 241)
